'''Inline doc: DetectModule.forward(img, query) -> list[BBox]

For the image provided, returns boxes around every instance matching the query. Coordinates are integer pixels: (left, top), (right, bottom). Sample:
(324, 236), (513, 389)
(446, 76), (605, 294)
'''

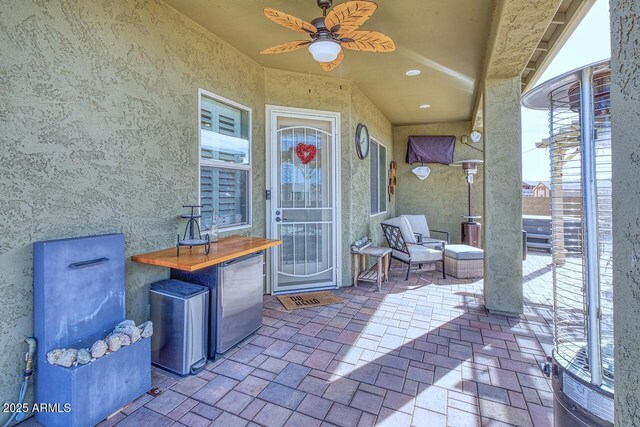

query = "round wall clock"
(355, 123), (370, 159)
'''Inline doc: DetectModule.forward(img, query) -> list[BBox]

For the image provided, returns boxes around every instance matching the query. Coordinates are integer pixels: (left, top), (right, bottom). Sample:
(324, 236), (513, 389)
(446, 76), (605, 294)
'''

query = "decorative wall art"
(296, 142), (317, 164)
(388, 160), (397, 201)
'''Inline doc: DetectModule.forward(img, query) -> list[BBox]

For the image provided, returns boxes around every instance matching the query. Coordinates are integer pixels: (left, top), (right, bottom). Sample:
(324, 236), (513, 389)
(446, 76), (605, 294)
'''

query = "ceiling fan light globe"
(308, 40), (342, 62)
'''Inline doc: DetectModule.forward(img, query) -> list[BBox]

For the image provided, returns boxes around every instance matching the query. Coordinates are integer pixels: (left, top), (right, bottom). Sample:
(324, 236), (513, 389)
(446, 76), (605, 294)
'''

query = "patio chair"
(381, 216), (446, 280)
(401, 214), (450, 247)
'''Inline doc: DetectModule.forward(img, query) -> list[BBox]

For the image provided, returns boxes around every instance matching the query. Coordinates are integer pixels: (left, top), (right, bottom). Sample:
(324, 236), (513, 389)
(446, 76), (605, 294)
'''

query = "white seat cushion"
(402, 215), (431, 240)
(444, 244), (484, 260)
(407, 244), (443, 262)
(420, 238), (447, 249)
(382, 216), (417, 244)
(391, 249), (411, 263)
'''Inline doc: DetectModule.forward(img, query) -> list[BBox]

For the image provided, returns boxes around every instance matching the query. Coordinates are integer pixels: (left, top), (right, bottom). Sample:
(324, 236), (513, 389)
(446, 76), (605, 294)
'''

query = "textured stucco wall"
(485, 0), (563, 79)
(0, 1), (395, 415)
(349, 85), (395, 253)
(0, 0), (268, 419)
(610, 0), (640, 424)
(264, 69), (394, 285)
(482, 77), (523, 315)
(393, 122), (484, 244)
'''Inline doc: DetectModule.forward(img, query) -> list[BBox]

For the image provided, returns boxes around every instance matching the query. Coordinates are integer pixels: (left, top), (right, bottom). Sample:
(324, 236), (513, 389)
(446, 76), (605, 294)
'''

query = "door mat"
(277, 291), (343, 310)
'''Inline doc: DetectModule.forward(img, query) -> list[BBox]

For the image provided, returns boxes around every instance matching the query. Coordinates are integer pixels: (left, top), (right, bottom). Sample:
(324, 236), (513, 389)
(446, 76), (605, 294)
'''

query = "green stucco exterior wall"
(0, 0), (393, 417)
(610, 0), (640, 424)
(393, 122), (484, 244)
(482, 77), (523, 316)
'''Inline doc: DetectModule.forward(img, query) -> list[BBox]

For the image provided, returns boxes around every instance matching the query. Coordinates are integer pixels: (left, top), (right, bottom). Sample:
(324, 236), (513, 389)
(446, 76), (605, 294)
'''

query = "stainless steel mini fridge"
(150, 279), (209, 376)
(216, 251), (264, 354)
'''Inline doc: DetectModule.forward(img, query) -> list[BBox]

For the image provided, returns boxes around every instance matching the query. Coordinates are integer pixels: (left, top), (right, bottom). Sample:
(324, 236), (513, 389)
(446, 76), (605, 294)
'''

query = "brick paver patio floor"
(88, 252), (553, 426)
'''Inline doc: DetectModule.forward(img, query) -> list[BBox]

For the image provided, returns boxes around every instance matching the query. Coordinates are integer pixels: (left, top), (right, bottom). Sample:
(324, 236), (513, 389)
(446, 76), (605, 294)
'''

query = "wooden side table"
(351, 245), (392, 291)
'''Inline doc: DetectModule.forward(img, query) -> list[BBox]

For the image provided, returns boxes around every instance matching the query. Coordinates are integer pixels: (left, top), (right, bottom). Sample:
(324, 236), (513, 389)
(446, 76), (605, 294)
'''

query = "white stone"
(90, 340), (108, 358)
(139, 321), (153, 338)
(56, 348), (78, 367)
(119, 333), (131, 346)
(77, 348), (91, 365)
(114, 320), (135, 333)
(122, 324), (141, 343)
(46, 349), (64, 365)
(106, 334), (122, 352)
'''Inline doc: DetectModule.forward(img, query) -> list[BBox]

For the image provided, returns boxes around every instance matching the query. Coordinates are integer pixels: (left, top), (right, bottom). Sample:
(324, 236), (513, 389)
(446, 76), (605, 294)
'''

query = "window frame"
(370, 137), (388, 217)
(197, 88), (253, 232)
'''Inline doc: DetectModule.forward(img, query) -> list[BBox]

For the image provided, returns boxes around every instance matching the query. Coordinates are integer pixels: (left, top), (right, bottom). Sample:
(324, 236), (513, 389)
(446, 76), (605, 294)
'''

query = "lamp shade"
(411, 165), (432, 180)
(308, 40), (342, 62)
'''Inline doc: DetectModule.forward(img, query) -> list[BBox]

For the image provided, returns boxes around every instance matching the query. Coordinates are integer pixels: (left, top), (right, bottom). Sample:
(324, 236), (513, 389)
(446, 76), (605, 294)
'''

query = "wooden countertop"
(131, 236), (282, 272)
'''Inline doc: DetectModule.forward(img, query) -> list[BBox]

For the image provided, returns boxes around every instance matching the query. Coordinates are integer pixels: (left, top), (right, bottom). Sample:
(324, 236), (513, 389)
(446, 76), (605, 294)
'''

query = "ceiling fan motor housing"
(311, 17), (328, 31)
(317, 0), (333, 11)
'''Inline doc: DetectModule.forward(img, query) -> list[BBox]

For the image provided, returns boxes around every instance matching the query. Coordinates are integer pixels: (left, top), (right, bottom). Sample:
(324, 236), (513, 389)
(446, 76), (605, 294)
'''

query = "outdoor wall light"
(419, 104), (431, 109)
(470, 130), (482, 143)
(308, 39), (342, 62)
(411, 165), (431, 180)
(405, 69), (421, 76)
(462, 131), (483, 144)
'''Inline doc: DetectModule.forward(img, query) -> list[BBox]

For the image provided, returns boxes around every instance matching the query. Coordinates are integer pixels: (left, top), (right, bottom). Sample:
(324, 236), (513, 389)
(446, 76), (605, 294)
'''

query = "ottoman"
(444, 244), (484, 278)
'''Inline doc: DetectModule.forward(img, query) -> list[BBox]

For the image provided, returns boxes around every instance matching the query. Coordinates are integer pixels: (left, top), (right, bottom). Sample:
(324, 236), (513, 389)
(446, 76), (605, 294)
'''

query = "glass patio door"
(268, 108), (340, 294)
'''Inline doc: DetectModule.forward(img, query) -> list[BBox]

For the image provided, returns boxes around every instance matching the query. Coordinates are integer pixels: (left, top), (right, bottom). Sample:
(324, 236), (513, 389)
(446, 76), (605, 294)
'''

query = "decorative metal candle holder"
(177, 205), (210, 256)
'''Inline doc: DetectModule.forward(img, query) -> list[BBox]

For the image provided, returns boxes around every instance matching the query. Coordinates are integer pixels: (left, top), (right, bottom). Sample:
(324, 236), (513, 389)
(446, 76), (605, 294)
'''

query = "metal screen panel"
(550, 79), (588, 375)
(592, 70), (613, 381)
(548, 63), (613, 387)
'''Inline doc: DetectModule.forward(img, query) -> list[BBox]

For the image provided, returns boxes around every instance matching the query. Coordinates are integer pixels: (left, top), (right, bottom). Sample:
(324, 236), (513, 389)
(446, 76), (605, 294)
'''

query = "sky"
(521, 0), (611, 182)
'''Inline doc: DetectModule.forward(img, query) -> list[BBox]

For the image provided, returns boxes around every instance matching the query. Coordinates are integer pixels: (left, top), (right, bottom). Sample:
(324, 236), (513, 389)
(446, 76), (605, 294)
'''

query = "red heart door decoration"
(296, 143), (317, 165)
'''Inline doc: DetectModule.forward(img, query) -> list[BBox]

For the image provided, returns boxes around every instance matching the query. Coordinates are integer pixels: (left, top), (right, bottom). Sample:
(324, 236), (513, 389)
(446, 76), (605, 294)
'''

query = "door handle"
(275, 217), (288, 222)
(68, 257), (109, 269)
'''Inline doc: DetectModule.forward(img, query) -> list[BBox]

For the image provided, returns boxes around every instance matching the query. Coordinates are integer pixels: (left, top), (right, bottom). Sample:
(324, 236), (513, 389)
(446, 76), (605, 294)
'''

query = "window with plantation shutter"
(370, 139), (388, 216)
(199, 90), (252, 230)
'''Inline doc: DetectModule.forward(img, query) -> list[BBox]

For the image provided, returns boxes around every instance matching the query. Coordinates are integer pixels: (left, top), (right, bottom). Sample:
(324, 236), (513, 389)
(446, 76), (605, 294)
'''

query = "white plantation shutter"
(370, 140), (387, 215)
(199, 91), (251, 229)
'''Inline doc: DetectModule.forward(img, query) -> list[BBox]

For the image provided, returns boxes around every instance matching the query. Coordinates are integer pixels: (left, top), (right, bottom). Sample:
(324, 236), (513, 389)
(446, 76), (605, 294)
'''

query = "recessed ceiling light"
(419, 104), (431, 109)
(405, 69), (421, 76)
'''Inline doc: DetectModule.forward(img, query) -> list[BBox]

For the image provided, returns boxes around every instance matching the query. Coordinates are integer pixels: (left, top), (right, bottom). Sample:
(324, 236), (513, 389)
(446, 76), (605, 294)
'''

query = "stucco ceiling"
(163, 0), (495, 125)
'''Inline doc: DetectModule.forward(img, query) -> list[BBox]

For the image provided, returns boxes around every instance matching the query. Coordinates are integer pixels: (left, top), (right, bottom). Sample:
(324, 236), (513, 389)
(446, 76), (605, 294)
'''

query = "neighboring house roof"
(522, 181), (552, 197)
(523, 180), (550, 188)
(533, 182), (551, 191)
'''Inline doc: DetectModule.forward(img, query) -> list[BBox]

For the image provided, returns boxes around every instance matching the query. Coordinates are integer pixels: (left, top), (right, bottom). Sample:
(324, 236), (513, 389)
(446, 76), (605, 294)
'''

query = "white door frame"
(265, 105), (342, 294)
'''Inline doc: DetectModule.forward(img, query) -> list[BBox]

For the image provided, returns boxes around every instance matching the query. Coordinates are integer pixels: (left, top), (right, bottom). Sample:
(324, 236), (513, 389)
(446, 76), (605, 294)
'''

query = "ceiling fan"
(260, 0), (395, 72)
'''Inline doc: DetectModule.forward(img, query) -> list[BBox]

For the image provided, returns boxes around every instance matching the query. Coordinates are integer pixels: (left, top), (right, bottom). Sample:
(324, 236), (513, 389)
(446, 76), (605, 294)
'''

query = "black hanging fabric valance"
(406, 135), (456, 165)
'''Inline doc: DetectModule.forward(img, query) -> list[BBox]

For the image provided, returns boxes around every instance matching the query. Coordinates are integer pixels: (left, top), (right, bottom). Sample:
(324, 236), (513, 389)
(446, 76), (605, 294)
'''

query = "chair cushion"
(407, 244), (443, 262)
(391, 249), (410, 263)
(420, 238), (446, 249)
(444, 244), (484, 260)
(382, 216), (417, 244)
(402, 215), (431, 239)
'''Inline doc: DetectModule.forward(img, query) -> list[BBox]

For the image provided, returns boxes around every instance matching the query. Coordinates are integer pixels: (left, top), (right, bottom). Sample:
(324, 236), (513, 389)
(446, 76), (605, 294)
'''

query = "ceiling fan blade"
(263, 8), (317, 34)
(325, 1), (378, 34)
(340, 30), (395, 52)
(260, 40), (311, 54)
(319, 50), (344, 72)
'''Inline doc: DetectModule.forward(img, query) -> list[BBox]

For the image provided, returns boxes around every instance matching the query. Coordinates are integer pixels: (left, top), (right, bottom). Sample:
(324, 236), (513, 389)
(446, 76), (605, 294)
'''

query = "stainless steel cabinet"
(216, 252), (264, 353)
